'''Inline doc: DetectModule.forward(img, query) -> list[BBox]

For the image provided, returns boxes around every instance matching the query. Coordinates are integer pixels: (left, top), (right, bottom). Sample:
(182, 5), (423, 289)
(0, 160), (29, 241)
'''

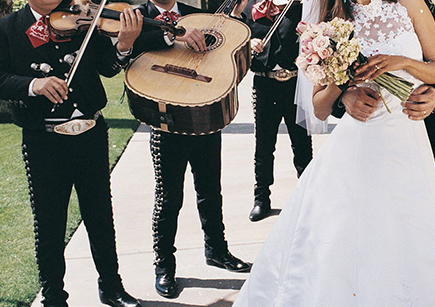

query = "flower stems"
(372, 72), (414, 112)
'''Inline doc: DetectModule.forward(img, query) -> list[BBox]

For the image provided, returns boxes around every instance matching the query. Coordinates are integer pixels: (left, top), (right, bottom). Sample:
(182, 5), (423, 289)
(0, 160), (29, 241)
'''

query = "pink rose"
(305, 53), (320, 65)
(305, 65), (326, 85)
(301, 41), (314, 54)
(312, 35), (330, 52)
(296, 21), (308, 34)
(319, 22), (333, 36)
(295, 55), (309, 70)
(318, 48), (333, 59)
(305, 23), (323, 38)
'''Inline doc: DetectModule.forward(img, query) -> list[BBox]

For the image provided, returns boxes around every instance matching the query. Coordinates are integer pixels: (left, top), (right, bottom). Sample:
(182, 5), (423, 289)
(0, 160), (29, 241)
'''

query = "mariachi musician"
(130, 0), (251, 299)
(0, 0), (142, 306)
(235, 0), (313, 222)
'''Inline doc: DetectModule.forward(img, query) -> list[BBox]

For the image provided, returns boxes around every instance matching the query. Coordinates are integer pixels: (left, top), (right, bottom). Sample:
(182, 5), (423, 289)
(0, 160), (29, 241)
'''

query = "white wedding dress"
(233, 1), (435, 306)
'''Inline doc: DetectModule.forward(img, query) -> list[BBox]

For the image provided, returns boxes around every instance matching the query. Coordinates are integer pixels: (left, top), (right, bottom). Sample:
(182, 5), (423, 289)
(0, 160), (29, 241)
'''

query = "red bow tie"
(154, 11), (181, 23)
(26, 16), (70, 48)
(251, 0), (280, 21)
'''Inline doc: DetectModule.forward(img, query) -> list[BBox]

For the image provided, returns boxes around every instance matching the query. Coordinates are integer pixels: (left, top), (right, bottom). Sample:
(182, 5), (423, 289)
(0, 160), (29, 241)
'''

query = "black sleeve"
(94, 34), (127, 78)
(0, 18), (33, 101)
(130, 4), (174, 59)
(331, 96), (346, 118)
(131, 29), (170, 59)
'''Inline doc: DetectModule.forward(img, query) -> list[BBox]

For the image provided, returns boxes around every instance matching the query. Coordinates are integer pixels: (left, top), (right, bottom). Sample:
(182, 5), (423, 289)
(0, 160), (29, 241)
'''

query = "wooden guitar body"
(125, 13), (251, 135)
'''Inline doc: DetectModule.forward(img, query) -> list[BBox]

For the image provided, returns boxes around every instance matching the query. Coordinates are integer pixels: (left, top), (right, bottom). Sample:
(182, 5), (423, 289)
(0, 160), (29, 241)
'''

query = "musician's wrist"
(230, 13), (244, 21)
(163, 31), (175, 46)
(116, 42), (133, 55)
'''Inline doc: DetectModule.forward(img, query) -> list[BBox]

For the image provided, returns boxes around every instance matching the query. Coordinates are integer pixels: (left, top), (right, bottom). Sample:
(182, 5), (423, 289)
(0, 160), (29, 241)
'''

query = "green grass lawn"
(0, 72), (140, 307)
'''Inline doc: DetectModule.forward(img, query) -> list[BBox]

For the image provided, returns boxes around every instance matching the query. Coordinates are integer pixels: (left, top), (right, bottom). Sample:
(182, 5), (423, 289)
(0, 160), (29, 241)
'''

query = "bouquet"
(295, 17), (414, 113)
(425, 0), (435, 15)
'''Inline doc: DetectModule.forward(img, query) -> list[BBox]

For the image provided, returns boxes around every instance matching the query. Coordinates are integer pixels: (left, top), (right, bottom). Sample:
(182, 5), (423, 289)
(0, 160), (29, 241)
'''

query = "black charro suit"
(0, 5), (133, 306)
(130, 1), (237, 278)
(423, 0), (435, 158)
(131, 1), (201, 58)
(425, 111), (435, 157)
(242, 0), (313, 211)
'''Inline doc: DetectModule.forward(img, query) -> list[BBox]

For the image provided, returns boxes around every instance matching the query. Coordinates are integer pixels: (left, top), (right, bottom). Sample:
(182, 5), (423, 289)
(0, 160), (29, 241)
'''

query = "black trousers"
(253, 75), (313, 207)
(425, 113), (435, 157)
(22, 118), (122, 306)
(150, 129), (228, 275)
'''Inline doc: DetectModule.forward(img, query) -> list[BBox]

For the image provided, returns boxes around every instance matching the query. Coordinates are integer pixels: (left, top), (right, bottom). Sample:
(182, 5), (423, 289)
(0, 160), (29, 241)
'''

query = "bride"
(233, 0), (435, 306)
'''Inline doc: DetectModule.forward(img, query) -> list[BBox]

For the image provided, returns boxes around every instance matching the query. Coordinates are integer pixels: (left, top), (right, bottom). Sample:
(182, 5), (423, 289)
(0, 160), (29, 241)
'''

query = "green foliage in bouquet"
(12, 0), (26, 12)
(425, 0), (435, 15)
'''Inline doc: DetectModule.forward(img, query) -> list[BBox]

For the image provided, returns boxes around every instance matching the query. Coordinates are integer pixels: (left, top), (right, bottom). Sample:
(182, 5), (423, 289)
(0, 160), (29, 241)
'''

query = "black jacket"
(242, 0), (301, 72)
(131, 1), (202, 58)
(0, 4), (125, 129)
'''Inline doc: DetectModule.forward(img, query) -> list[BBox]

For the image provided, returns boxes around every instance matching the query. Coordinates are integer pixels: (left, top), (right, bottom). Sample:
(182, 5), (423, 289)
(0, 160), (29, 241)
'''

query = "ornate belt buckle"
(53, 119), (96, 135)
(273, 69), (295, 82)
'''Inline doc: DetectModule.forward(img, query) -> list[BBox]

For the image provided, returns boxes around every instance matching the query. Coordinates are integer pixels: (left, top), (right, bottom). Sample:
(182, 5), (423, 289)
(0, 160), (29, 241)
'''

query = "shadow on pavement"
(139, 298), (234, 307)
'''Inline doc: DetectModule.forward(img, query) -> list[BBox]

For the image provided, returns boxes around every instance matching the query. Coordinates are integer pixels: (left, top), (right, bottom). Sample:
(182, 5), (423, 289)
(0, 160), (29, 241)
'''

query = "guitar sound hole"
(185, 29), (224, 52)
(205, 34), (217, 47)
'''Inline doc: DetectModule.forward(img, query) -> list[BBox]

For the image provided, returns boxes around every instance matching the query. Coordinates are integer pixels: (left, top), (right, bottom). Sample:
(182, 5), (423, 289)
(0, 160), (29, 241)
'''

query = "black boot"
(251, 186), (271, 222)
(40, 281), (69, 307)
(98, 278), (140, 307)
(155, 273), (178, 298)
(206, 251), (251, 272)
(99, 287), (140, 307)
(249, 203), (271, 222)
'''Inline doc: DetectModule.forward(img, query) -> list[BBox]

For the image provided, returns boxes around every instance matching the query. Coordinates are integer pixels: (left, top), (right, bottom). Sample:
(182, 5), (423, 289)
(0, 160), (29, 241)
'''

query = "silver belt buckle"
(53, 119), (96, 135)
(272, 69), (297, 82)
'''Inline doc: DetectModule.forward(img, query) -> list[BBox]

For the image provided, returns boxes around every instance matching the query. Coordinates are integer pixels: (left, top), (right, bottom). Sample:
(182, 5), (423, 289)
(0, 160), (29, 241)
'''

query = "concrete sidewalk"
(32, 71), (334, 307)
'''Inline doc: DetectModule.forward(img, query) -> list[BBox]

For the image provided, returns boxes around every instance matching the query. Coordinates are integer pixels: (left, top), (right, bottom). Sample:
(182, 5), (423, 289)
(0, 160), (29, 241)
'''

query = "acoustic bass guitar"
(125, 0), (251, 135)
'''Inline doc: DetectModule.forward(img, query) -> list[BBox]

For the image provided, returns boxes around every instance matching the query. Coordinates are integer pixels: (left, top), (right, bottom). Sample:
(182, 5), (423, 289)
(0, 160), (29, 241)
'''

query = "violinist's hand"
(175, 28), (207, 52)
(251, 38), (264, 54)
(33, 77), (69, 105)
(402, 85), (435, 121)
(232, 0), (248, 18)
(117, 8), (143, 53)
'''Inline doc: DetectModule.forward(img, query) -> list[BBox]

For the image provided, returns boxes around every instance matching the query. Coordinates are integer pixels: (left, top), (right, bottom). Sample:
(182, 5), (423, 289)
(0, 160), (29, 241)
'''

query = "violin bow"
(66, 0), (107, 87)
(51, 0), (107, 112)
(253, 0), (295, 57)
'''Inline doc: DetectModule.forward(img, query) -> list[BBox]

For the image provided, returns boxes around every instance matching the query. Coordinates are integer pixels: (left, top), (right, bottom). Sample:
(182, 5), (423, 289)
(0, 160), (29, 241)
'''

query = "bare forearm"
(402, 58), (435, 84)
(357, 55), (435, 84)
(313, 84), (342, 121)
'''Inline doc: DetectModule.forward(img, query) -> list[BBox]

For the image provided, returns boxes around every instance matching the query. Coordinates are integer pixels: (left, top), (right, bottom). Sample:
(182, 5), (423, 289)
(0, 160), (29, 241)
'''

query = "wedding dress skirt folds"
(233, 0), (435, 306)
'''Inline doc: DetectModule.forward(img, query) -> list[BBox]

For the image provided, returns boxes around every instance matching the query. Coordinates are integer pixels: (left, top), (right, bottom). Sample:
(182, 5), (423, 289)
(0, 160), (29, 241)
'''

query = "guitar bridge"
(151, 64), (212, 83)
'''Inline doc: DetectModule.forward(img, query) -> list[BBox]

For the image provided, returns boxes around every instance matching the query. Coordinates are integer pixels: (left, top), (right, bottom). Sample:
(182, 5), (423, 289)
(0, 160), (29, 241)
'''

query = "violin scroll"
(160, 22), (186, 37)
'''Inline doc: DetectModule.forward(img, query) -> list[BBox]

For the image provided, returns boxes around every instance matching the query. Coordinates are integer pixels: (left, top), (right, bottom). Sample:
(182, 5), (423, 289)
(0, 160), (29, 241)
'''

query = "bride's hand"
(402, 85), (435, 121)
(354, 54), (407, 82)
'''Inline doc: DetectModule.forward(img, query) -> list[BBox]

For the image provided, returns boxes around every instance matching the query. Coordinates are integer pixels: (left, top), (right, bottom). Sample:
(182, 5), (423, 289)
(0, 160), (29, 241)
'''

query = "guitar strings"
(158, 0), (239, 78)
(186, 0), (239, 69)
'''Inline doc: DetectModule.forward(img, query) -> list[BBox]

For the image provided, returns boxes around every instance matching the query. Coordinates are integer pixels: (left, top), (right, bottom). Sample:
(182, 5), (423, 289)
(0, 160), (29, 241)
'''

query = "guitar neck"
(215, 0), (240, 16)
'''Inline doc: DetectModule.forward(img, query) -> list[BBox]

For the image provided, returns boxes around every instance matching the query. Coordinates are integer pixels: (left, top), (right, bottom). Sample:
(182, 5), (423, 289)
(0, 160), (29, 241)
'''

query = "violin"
(48, 0), (185, 112)
(49, 0), (186, 38)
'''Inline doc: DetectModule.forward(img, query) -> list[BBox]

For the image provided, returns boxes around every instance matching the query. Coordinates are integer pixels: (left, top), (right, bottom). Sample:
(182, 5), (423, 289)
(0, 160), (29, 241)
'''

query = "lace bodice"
(350, 0), (423, 118)
(351, 0), (422, 61)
